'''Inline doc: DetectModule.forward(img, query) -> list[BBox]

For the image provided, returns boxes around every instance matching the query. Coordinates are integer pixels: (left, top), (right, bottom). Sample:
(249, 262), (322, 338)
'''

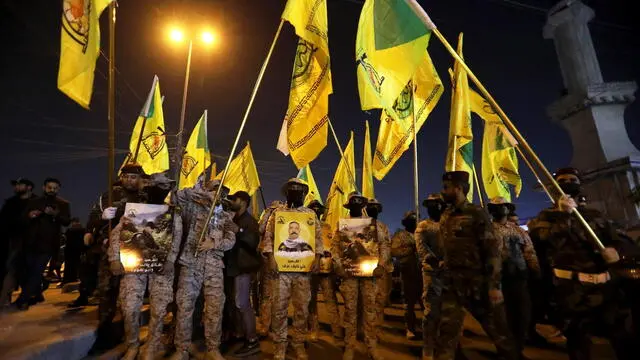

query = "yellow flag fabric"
(362, 121), (375, 198)
(120, 76), (169, 175)
(220, 144), (261, 196)
(356, 0), (434, 110)
(277, 0), (332, 169)
(445, 33), (474, 202)
(324, 132), (356, 232)
(58, 0), (112, 109)
(179, 111), (211, 189)
(297, 165), (323, 205)
(251, 191), (260, 219)
(373, 53), (443, 179)
(469, 90), (522, 202)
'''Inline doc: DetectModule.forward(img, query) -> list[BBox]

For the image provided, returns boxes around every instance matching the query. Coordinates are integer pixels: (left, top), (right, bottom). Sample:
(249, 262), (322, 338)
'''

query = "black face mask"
(560, 183), (581, 197)
(426, 204), (443, 222)
(366, 207), (379, 219)
(286, 190), (305, 208)
(348, 204), (363, 218)
(403, 219), (417, 233)
(311, 208), (323, 219)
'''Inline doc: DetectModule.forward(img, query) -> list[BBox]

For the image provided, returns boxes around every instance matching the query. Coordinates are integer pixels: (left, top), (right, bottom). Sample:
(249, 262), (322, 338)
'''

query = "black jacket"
(24, 195), (71, 254)
(225, 211), (260, 277)
(0, 194), (37, 251)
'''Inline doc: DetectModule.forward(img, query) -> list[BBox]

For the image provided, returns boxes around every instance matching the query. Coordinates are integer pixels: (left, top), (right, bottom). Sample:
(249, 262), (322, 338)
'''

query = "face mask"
(426, 205), (443, 222)
(403, 219), (417, 233)
(560, 183), (581, 197)
(366, 207), (379, 219)
(348, 204), (363, 217)
(286, 190), (305, 208)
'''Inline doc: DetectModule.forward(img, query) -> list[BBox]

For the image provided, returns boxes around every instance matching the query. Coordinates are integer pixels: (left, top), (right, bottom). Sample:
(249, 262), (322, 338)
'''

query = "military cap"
(402, 210), (417, 221)
(553, 167), (580, 180)
(367, 198), (383, 212)
(442, 171), (470, 184)
(307, 199), (325, 210)
(422, 193), (444, 207)
(343, 191), (368, 208)
(281, 177), (309, 197)
(121, 163), (145, 175)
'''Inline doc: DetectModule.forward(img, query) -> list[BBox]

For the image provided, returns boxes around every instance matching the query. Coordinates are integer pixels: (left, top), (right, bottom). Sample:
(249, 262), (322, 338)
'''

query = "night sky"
(1, 0), (639, 230)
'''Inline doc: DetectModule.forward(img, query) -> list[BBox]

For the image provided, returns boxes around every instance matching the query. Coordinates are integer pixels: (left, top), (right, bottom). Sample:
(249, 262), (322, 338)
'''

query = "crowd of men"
(1, 164), (640, 360)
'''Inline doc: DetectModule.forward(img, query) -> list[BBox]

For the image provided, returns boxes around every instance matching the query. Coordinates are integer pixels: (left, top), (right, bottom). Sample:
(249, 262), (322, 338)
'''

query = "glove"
(102, 207), (118, 220)
(602, 247), (620, 264)
(558, 195), (577, 214)
(162, 260), (175, 275)
(83, 233), (94, 247)
(372, 265), (385, 278)
(110, 261), (124, 276)
(489, 288), (504, 306)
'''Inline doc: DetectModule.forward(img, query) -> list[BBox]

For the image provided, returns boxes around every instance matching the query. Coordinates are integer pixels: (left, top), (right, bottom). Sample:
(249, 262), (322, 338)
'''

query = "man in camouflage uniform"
(256, 200), (284, 337)
(488, 197), (540, 355)
(170, 180), (238, 360)
(367, 199), (392, 335)
(391, 210), (423, 339)
(435, 171), (518, 360)
(306, 200), (342, 341)
(528, 167), (636, 360)
(333, 192), (390, 360)
(262, 178), (323, 360)
(415, 194), (446, 360)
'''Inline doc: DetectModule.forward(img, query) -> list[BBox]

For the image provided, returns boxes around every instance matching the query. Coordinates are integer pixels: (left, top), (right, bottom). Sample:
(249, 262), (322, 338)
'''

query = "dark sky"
(1, 0), (639, 230)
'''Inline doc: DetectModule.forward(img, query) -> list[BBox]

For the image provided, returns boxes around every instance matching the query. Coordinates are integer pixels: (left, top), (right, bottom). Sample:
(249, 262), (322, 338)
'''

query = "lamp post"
(168, 26), (217, 181)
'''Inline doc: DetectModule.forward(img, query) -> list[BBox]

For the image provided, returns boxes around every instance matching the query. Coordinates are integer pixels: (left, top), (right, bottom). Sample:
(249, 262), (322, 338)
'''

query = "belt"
(553, 268), (610, 284)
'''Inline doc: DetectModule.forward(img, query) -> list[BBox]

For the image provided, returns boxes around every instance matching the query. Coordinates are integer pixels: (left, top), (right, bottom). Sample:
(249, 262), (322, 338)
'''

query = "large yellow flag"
(58, 0), (113, 109)
(220, 144), (261, 196)
(373, 53), (443, 179)
(324, 132), (356, 232)
(120, 75), (169, 175)
(277, 0), (332, 169)
(356, 0), (435, 110)
(469, 90), (522, 202)
(445, 33), (474, 202)
(297, 165), (322, 205)
(179, 111), (211, 189)
(362, 121), (375, 198)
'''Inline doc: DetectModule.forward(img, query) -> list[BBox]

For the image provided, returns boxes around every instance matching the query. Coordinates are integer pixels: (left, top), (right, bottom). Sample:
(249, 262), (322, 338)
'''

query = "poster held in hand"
(338, 217), (379, 277)
(274, 210), (316, 272)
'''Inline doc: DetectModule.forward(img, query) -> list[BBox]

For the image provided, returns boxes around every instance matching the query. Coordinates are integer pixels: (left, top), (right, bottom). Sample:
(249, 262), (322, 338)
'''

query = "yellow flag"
(120, 76), (169, 175)
(324, 132), (356, 232)
(277, 0), (332, 169)
(362, 121), (375, 198)
(373, 53), (443, 179)
(58, 0), (113, 109)
(179, 111), (211, 189)
(220, 144), (261, 196)
(445, 33), (474, 202)
(297, 165), (322, 205)
(469, 89), (522, 202)
(251, 191), (260, 219)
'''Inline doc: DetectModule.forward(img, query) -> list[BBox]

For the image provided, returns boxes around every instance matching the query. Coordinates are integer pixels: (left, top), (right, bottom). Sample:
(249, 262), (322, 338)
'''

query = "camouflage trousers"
(435, 276), (518, 360)
(119, 272), (174, 349)
(272, 272), (311, 359)
(258, 269), (276, 332)
(309, 274), (341, 336)
(174, 255), (225, 353)
(376, 271), (392, 327)
(422, 271), (443, 359)
(340, 277), (380, 358)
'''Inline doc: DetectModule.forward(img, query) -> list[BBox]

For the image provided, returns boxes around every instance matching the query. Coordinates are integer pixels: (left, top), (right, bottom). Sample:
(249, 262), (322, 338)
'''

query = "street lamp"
(167, 26), (218, 181)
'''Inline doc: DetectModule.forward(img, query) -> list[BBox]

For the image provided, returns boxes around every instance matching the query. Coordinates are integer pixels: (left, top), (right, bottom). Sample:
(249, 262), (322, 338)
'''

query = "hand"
(197, 238), (215, 253)
(310, 255), (321, 274)
(602, 247), (620, 264)
(372, 265), (385, 278)
(558, 195), (577, 213)
(162, 260), (175, 275)
(489, 288), (504, 306)
(28, 210), (42, 218)
(44, 206), (59, 216)
(102, 207), (118, 220)
(83, 233), (94, 247)
(110, 261), (124, 276)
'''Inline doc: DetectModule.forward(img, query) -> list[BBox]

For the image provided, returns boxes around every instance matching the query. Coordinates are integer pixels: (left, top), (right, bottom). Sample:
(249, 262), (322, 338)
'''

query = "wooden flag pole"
(403, 2), (605, 249)
(472, 164), (484, 207)
(412, 104), (420, 219)
(107, 1), (116, 211)
(328, 118), (359, 192)
(197, 20), (285, 249)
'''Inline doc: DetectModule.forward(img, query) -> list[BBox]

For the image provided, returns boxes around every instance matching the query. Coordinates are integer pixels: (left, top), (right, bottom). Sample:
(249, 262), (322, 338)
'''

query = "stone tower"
(544, 0), (640, 227)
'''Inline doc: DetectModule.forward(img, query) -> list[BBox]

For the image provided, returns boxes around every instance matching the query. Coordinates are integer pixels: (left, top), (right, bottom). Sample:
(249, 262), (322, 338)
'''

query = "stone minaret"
(544, 0), (640, 227)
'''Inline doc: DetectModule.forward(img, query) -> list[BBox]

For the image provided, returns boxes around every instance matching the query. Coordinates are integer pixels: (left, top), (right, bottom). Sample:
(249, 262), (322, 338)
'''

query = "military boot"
(308, 313), (319, 342)
(273, 343), (287, 360)
(204, 350), (225, 360)
(122, 344), (140, 360)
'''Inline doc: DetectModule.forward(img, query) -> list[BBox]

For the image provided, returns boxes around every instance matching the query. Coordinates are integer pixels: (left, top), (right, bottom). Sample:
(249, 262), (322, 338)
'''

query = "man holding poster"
(262, 178), (323, 360)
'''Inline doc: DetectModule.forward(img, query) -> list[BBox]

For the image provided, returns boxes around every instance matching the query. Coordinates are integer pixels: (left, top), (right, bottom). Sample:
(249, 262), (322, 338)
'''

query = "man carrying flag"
(179, 111), (211, 190)
(277, 0), (332, 169)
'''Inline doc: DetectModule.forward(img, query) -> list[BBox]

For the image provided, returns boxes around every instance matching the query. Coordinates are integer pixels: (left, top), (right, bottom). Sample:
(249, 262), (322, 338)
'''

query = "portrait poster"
(274, 210), (316, 272)
(119, 203), (173, 274)
(338, 218), (379, 277)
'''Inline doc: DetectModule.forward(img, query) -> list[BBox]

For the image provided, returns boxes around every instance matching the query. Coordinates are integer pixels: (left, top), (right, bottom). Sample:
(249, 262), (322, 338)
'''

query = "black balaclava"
(348, 203), (364, 218)
(426, 202), (444, 222)
(559, 182), (581, 198)
(286, 186), (306, 208)
(366, 204), (381, 220)
(401, 215), (417, 233)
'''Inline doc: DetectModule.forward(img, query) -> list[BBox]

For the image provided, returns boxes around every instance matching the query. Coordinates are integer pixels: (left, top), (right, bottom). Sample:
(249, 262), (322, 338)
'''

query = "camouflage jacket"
(528, 205), (620, 274)
(332, 217), (392, 276)
(258, 201), (284, 252)
(168, 188), (237, 267)
(439, 200), (502, 290)
(262, 205), (323, 256)
(492, 221), (540, 276)
(415, 218), (441, 272)
(391, 229), (417, 264)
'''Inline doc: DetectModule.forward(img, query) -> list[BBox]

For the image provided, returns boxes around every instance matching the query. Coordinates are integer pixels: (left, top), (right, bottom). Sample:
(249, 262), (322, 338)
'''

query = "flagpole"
(107, 1), (116, 211)
(197, 19), (285, 249)
(472, 164), (483, 207)
(404, 0), (604, 250)
(412, 104), (420, 219)
(259, 186), (268, 210)
(515, 145), (554, 203)
(174, 39), (194, 183)
(451, 136), (457, 170)
(328, 118), (358, 192)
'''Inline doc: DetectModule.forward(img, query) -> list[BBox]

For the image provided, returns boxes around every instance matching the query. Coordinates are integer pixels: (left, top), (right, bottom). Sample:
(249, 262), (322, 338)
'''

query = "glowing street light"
(201, 31), (215, 45)
(169, 27), (184, 43)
